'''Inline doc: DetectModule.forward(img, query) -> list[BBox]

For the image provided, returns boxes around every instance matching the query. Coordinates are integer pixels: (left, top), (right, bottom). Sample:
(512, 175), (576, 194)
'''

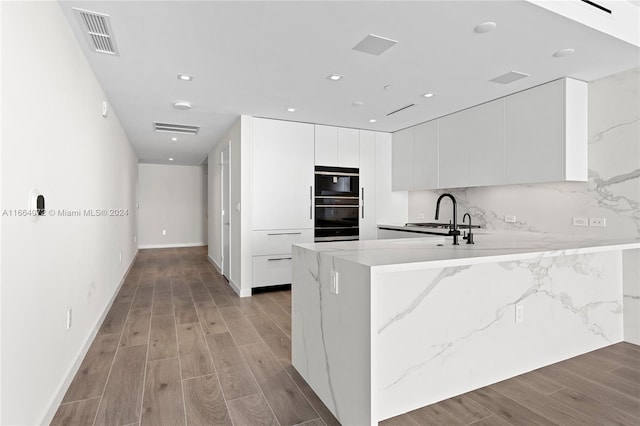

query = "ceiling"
(58, 1), (640, 166)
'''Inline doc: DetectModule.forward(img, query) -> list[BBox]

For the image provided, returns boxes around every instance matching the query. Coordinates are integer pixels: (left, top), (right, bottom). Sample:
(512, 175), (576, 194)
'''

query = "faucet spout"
(435, 193), (459, 245)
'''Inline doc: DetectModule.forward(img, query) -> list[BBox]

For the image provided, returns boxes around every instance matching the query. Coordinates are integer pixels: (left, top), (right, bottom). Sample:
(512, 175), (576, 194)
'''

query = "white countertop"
(295, 231), (640, 271)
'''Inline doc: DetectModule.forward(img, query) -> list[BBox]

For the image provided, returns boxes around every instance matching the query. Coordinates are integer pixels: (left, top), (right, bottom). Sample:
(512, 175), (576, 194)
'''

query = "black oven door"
(314, 202), (359, 242)
(315, 166), (359, 198)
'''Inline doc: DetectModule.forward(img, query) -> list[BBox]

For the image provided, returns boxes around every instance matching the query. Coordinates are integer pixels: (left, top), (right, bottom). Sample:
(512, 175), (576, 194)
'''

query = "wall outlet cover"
(505, 215), (517, 223)
(590, 217), (606, 227)
(515, 304), (524, 323)
(573, 217), (588, 227)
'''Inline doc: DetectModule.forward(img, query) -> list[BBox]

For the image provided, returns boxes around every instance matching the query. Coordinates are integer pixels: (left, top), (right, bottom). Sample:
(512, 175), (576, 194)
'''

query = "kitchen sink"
(406, 222), (481, 229)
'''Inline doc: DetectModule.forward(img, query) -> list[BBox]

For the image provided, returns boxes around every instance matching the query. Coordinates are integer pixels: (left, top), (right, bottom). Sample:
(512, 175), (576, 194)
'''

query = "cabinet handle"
(267, 232), (302, 236)
(309, 186), (313, 220)
(361, 187), (365, 219)
(267, 257), (292, 262)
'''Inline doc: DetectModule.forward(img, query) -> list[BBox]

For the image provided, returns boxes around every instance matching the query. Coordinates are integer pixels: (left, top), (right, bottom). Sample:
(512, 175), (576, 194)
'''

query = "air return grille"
(73, 8), (119, 55)
(153, 122), (201, 135)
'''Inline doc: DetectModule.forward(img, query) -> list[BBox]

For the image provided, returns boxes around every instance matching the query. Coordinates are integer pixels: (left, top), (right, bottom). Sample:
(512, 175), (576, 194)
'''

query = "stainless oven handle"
(309, 186), (313, 220)
(267, 257), (292, 262)
(267, 232), (302, 236)
(361, 187), (365, 219)
(316, 205), (359, 208)
(315, 171), (359, 177)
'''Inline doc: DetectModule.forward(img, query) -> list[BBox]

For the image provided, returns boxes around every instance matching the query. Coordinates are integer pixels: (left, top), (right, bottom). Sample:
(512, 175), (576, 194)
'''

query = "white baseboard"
(138, 242), (206, 249)
(41, 250), (139, 426)
(207, 254), (222, 274)
(229, 278), (251, 298)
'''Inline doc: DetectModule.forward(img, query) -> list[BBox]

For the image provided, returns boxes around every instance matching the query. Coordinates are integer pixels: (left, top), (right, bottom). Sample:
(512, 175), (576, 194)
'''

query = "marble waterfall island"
(291, 234), (640, 425)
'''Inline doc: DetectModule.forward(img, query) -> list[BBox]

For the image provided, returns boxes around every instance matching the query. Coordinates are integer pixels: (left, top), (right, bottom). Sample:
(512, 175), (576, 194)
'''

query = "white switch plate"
(590, 217), (606, 227)
(66, 309), (72, 330)
(119, 252), (122, 263)
(505, 215), (517, 223)
(515, 304), (524, 323)
(330, 271), (339, 295)
(573, 217), (588, 227)
(162, 230), (167, 235)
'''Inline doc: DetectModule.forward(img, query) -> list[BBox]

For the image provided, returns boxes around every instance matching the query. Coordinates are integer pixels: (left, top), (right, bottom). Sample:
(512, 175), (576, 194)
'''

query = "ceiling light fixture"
(327, 74), (343, 81)
(553, 48), (576, 58)
(287, 107), (296, 112)
(177, 74), (193, 81)
(352, 101), (364, 107)
(369, 119), (377, 123)
(474, 22), (497, 33)
(171, 137), (178, 141)
(168, 158), (174, 161)
(173, 101), (192, 110)
(384, 85), (393, 91)
(422, 92), (436, 98)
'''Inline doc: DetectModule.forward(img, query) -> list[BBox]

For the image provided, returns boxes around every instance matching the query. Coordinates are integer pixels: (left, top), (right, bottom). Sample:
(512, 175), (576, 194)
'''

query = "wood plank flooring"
(52, 247), (640, 426)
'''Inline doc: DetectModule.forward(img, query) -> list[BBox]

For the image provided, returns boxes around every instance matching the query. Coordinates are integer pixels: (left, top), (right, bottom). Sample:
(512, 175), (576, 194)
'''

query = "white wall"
(0, 2), (138, 424)
(138, 164), (207, 248)
(407, 67), (640, 343)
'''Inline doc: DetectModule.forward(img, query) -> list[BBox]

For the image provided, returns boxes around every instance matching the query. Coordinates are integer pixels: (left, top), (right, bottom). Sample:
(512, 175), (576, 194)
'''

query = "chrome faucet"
(435, 193), (460, 245)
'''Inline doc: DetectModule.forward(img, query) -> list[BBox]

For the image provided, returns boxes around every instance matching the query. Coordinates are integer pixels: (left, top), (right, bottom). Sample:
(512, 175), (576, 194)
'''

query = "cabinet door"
(359, 130), (377, 240)
(337, 128), (360, 168)
(314, 125), (338, 166)
(413, 120), (438, 189)
(392, 127), (414, 191)
(252, 118), (314, 230)
(505, 79), (564, 184)
(468, 99), (505, 186)
(438, 111), (469, 188)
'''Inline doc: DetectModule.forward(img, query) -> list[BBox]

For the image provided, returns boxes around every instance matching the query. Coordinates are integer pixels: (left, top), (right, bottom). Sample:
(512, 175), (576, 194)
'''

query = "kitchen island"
(291, 233), (640, 425)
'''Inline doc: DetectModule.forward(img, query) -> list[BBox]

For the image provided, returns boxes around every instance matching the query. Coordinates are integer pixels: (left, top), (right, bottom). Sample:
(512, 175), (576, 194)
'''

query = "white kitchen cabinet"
(252, 229), (314, 256)
(438, 111), (469, 188)
(468, 99), (505, 187)
(413, 120), (438, 189)
(314, 125), (359, 168)
(505, 78), (587, 184)
(391, 127), (414, 191)
(252, 118), (314, 230)
(359, 130), (377, 240)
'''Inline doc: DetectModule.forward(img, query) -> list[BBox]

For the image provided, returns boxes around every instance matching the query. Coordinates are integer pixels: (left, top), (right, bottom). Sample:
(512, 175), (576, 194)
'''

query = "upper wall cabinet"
(505, 78), (587, 184)
(315, 125), (359, 168)
(392, 77), (587, 191)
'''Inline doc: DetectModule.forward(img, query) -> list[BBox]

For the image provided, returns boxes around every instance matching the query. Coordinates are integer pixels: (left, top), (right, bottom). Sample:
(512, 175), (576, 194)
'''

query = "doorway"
(221, 145), (230, 280)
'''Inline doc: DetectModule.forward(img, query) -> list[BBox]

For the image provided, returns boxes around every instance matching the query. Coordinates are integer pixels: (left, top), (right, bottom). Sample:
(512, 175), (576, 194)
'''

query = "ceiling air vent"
(489, 70), (530, 84)
(153, 122), (200, 135)
(353, 34), (398, 56)
(386, 104), (415, 116)
(73, 8), (119, 55)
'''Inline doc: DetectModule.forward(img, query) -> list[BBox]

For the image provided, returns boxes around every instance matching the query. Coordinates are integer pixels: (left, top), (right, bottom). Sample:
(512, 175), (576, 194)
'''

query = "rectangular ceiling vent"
(489, 70), (530, 85)
(386, 104), (415, 116)
(153, 122), (200, 135)
(353, 34), (398, 56)
(72, 8), (119, 55)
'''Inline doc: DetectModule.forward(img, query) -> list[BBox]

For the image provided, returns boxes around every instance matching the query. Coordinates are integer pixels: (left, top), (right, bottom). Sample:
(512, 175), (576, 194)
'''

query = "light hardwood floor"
(52, 247), (640, 425)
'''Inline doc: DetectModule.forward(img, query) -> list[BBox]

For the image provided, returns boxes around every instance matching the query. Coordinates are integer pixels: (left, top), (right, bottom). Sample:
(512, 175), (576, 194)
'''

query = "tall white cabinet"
(314, 125), (359, 168)
(251, 118), (314, 288)
(359, 130), (377, 240)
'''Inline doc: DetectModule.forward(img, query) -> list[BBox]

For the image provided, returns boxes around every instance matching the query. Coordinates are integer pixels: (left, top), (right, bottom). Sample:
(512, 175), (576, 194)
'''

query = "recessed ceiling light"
(173, 101), (192, 110)
(553, 48), (576, 58)
(177, 74), (193, 81)
(287, 107), (296, 112)
(384, 85), (393, 91)
(352, 101), (364, 107)
(171, 137), (178, 141)
(474, 22), (497, 33)
(168, 158), (174, 161)
(327, 74), (343, 81)
(369, 119), (377, 123)
(422, 92), (436, 98)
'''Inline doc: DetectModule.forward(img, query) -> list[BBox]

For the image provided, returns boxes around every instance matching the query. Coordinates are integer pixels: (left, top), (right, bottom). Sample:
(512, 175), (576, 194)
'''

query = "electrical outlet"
(330, 271), (339, 295)
(162, 230), (167, 236)
(505, 215), (517, 223)
(66, 309), (72, 330)
(590, 217), (606, 227)
(119, 252), (122, 263)
(134, 236), (137, 243)
(418, 213), (425, 219)
(515, 305), (524, 323)
(573, 217), (588, 227)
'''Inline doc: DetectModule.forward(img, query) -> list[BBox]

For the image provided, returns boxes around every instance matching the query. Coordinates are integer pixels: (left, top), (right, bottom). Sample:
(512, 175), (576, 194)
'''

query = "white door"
(221, 146), (230, 279)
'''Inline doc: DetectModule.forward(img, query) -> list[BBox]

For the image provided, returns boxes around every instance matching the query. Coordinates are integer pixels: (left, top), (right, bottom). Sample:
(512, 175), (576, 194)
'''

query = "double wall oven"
(314, 166), (359, 242)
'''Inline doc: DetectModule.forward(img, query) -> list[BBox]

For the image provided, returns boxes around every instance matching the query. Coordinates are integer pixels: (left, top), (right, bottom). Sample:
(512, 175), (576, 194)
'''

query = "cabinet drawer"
(252, 255), (292, 287)
(252, 229), (313, 256)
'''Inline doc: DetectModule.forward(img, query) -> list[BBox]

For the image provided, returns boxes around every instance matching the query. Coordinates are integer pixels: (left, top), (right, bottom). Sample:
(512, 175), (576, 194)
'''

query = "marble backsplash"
(408, 67), (639, 239)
